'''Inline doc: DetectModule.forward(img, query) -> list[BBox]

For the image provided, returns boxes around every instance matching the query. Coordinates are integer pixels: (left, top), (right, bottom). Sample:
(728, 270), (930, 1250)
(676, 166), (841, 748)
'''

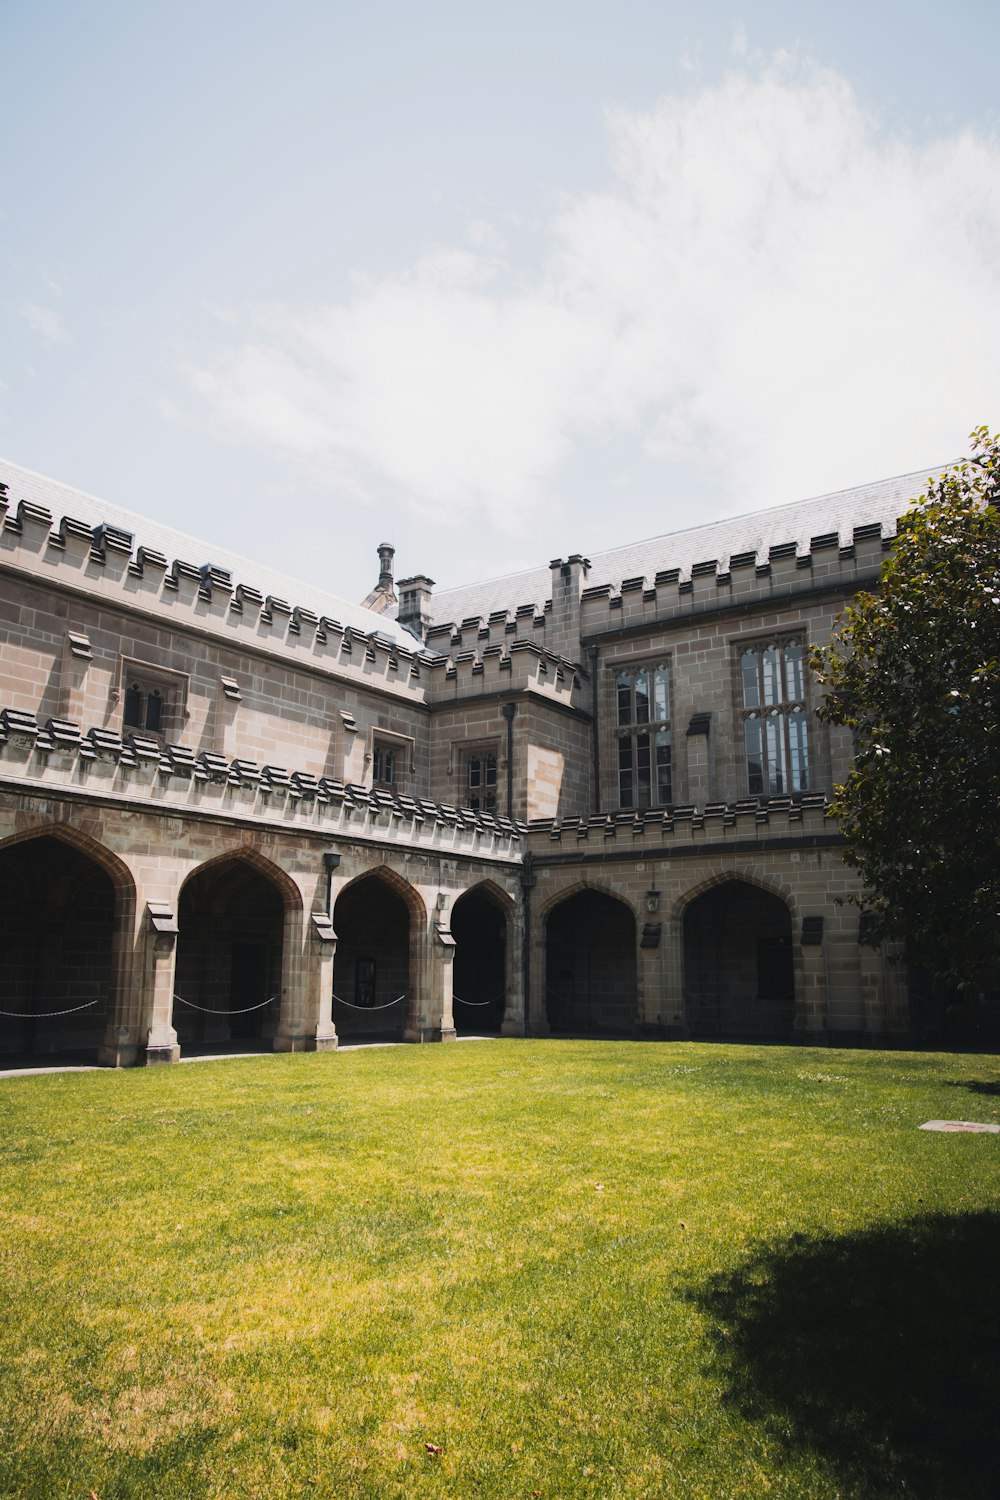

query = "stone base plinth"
(403, 1025), (457, 1043)
(145, 1043), (181, 1065)
(274, 1031), (339, 1052)
(97, 1041), (142, 1067)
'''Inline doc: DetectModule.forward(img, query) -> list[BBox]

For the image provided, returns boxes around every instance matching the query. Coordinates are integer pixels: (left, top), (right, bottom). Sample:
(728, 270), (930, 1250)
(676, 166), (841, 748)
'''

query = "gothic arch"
(451, 880), (513, 1034)
(539, 877), (638, 926)
(680, 874), (797, 1040)
(332, 865), (422, 1040)
(672, 867), (797, 928)
(0, 822), (137, 906)
(544, 883), (637, 1036)
(179, 846), (303, 912)
(174, 849), (297, 1051)
(335, 863), (427, 924)
(0, 826), (135, 1063)
(453, 877), (516, 917)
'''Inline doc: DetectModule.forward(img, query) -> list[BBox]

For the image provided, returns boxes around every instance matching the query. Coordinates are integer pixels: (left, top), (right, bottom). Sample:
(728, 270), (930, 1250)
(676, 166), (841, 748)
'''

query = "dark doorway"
(0, 835), (116, 1063)
(545, 889), (636, 1035)
(333, 874), (411, 1041)
(683, 880), (795, 1038)
(451, 887), (507, 1034)
(175, 860), (284, 1051)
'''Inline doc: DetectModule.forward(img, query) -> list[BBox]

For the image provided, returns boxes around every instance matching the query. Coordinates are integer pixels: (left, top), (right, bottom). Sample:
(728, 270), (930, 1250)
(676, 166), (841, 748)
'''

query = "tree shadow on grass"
(945, 1079), (1000, 1097)
(693, 1211), (1000, 1499)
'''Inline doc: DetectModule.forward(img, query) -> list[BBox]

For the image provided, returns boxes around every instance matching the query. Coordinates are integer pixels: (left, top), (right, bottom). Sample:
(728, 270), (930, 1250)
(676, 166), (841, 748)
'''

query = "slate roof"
(0, 457), (422, 650)
(428, 465), (947, 625)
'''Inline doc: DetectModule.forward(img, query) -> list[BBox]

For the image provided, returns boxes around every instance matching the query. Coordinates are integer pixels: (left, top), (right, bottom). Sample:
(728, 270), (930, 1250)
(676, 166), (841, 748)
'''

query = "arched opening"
(683, 879), (795, 1038)
(545, 888), (637, 1036)
(0, 835), (117, 1063)
(333, 873), (412, 1041)
(451, 886), (508, 1034)
(174, 858), (285, 1052)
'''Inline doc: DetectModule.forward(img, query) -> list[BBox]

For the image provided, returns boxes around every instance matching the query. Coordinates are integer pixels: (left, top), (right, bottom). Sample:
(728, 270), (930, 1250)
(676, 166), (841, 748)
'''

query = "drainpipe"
(588, 644), (600, 815)
(501, 701), (517, 819)
(322, 851), (341, 915)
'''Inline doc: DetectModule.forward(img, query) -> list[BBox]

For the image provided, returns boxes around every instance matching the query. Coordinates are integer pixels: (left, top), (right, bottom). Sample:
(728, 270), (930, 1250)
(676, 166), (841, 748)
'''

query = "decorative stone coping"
(0, 706), (525, 845)
(526, 792), (832, 845)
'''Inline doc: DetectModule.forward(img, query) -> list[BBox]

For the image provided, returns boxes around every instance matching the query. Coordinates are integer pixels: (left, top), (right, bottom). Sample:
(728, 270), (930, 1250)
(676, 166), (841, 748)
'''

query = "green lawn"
(1, 1041), (998, 1499)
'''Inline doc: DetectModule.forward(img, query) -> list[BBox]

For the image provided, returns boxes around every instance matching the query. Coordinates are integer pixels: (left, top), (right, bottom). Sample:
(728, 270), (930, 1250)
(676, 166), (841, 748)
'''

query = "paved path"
(0, 1035), (499, 1080)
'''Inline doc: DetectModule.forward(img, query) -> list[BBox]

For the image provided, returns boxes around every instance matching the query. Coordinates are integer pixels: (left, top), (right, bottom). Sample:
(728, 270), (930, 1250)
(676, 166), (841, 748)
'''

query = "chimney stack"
(397, 574), (435, 640)
(361, 542), (399, 615)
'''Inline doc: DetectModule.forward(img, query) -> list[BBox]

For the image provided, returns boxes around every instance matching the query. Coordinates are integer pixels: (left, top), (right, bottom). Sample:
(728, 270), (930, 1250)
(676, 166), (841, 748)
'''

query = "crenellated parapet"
(526, 792), (836, 858)
(0, 706), (524, 861)
(0, 486), (430, 704)
(424, 602), (550, 656)
(578, 525), (891, 640)
(417, 522), (892, 664)
(422, 633), (585, 707)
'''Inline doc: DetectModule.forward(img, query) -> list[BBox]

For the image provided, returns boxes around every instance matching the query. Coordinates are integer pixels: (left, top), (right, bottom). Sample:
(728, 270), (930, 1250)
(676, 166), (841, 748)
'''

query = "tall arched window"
(739, 638), (810, 795)
(614, 662), (671, 809)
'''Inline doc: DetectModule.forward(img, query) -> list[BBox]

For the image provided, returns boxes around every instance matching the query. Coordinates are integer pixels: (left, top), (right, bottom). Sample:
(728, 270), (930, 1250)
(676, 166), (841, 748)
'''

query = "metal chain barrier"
(453, 994), (506, 1007)
(332, 992), (409, 1011)
(174, 993), (279, 1016)
(0, 999), (101, 1019)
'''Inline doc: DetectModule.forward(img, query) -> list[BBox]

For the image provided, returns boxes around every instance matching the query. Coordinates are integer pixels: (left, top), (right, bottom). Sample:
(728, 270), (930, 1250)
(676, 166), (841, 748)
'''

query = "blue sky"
(2, 1), (999, 598)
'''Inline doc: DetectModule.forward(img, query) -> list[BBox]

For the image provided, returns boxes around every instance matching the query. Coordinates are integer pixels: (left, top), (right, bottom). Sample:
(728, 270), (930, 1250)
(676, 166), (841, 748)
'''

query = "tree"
(812, 426), (1000, 1000)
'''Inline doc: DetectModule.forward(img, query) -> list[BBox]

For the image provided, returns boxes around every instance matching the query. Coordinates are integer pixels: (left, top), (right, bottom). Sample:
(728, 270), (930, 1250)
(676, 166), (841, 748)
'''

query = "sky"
(2, 0), (999, 601)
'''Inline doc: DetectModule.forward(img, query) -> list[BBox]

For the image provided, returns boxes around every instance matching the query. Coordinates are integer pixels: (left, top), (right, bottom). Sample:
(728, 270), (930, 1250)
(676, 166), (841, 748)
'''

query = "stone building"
(0, 456), (932, 1066)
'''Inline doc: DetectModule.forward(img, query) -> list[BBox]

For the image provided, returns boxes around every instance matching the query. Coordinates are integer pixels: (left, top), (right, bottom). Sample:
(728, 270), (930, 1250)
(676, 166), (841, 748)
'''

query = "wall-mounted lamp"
(436, 891), (449, 911)
(645, 889), (660, 914)
(326, 852), (346, 918)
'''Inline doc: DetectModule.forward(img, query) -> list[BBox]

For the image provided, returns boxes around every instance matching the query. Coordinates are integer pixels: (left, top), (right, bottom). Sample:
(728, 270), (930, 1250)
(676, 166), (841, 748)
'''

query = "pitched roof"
(428, 465), (946, 625)
(0, 457), (422, 649)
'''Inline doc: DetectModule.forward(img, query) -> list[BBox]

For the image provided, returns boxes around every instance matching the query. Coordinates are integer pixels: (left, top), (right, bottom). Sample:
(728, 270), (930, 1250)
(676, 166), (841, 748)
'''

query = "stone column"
(405, 920), (457, 1042)
(501, 901), (526, 1036)
(144, 902), (180, 1064)
(274, 911), (338, 1051)
(526, 909), (550, 1036)
(636, 915), (667, 1038)
(98, 893), (142, 1067)
(661, 903), (687, 1037)
(524, 860), (549, 1036)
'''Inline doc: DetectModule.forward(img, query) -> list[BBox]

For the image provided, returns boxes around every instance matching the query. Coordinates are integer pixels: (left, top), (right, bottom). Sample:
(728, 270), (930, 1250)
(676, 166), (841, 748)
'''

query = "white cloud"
(21, 303), (69, 344)
(175, 53), (1000, 560)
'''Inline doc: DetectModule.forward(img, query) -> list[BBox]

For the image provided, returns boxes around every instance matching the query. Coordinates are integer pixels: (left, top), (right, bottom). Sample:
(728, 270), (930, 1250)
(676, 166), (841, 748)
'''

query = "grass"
(1, 1040), (998, 1499)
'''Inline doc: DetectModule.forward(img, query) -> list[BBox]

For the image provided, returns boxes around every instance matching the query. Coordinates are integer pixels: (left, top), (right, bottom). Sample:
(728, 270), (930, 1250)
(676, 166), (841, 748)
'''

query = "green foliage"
(812, 426), (1000, 996)
(1, 1044), (999, 1498)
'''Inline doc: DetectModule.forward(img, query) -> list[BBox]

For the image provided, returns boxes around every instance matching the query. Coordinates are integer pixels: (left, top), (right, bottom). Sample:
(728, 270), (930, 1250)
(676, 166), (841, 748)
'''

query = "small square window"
(466, 751), (498, 813)
(124, 681), (164, 735)
(119, 659), (186, 744)
(373, 741), (397, 789)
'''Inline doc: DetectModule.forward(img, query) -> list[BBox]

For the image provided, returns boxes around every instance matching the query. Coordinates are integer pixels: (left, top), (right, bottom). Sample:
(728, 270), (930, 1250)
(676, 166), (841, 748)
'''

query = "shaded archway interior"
(545, 889), (637, 1035)
(0, 835), (115, 1061)
(683, 880), (795, 1038)
(451, 887), (507, 1034)
(333, 874), (411, 1040)
(175, 859), (284, 1050)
